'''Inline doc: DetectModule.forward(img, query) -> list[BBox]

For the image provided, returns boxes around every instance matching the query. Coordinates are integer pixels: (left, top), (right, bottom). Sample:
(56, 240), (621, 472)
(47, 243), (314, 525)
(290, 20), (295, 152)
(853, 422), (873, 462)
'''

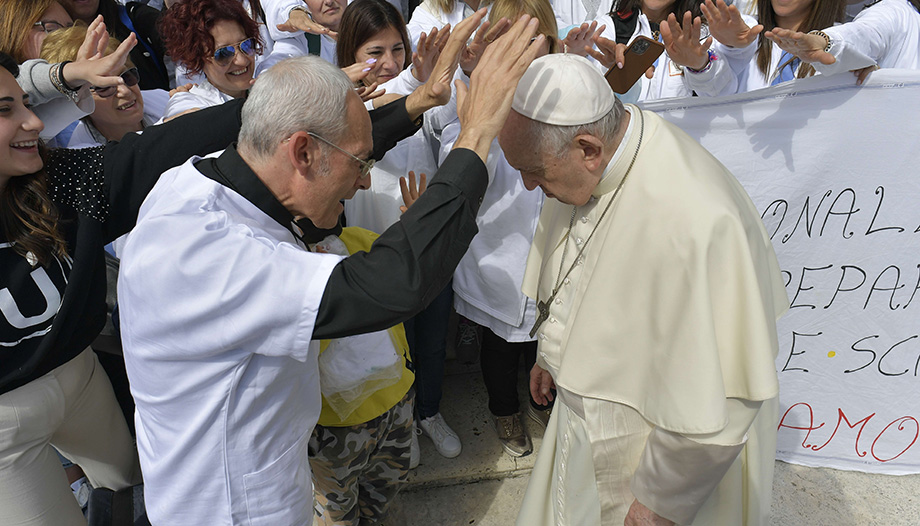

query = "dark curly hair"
(158, 0), (263, 75)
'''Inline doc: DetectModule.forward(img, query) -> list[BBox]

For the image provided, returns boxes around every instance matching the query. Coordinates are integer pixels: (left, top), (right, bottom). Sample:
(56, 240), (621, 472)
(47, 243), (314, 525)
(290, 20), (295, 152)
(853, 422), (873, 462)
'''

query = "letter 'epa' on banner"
(645, 70), (920, 475)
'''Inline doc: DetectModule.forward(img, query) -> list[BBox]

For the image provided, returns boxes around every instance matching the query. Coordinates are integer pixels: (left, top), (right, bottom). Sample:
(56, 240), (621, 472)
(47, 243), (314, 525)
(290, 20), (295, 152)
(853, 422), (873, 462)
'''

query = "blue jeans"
(403, 283), (452, 420)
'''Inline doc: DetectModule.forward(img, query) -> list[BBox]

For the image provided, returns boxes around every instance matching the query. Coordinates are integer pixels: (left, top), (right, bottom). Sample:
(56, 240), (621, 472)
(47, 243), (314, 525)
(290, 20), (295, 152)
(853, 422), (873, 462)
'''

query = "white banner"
(645, 70), (920, 475)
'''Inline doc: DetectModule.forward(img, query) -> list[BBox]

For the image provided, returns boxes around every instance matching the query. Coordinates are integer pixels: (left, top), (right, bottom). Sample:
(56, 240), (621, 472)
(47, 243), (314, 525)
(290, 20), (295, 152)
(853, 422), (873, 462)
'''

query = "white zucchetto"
(512, 54), (615, 126)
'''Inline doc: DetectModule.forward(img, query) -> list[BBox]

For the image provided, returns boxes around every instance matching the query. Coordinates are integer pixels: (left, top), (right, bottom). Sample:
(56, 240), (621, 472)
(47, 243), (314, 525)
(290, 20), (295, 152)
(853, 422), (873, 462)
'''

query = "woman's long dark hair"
(0, 52), (67, 267)
(755, 0), (844, 79)
(336, 0), (411, 72)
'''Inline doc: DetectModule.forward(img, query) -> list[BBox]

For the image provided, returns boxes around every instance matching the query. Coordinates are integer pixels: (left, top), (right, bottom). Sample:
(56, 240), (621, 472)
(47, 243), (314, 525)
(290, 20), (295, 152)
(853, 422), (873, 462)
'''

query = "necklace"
(529, 110), (645, 338)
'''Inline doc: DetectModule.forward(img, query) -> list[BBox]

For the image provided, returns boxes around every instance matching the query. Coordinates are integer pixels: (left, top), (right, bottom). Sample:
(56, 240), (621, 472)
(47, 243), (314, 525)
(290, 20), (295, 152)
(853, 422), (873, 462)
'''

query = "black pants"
(480, 327), (551, 417)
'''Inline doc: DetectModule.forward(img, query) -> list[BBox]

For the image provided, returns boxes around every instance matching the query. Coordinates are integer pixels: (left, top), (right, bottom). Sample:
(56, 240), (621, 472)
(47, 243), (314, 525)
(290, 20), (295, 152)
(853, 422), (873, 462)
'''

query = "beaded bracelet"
(50, 61), (81, 103)
(686, 50), (717, 74)
(807, 30), (832, 53)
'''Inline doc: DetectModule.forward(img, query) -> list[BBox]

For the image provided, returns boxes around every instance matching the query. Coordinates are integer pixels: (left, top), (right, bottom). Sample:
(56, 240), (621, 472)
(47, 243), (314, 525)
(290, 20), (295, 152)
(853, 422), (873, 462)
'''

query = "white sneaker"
(410, 421), (421, 469)
(419, 413), (462, 458)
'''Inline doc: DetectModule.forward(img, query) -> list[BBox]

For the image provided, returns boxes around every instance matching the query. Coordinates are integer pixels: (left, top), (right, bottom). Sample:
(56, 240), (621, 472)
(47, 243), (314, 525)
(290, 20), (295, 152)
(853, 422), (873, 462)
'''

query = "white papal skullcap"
(511, 54), (614, 126)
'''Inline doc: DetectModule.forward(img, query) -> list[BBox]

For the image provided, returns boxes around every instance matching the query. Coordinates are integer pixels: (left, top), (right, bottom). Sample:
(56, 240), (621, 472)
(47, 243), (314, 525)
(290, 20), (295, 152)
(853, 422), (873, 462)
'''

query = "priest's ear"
(285, 131), (320, 178)
(574, 134), (606, 172)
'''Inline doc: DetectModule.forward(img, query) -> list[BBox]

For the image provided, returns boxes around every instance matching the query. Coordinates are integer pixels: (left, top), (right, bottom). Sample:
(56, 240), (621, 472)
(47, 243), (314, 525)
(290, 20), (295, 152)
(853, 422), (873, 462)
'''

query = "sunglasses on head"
(90, 68), (140, 98)
(212, 38), (259, 67)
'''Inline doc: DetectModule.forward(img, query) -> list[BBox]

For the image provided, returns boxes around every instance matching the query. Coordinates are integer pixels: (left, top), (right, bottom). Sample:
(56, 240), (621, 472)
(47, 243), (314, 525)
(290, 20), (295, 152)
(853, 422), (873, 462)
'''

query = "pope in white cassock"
(498, 54), (790, 526)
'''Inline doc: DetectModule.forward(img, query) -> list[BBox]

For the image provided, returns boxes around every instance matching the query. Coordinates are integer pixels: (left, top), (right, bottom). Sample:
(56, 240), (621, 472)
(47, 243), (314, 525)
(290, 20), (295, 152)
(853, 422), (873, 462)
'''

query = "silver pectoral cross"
(529, 298), (553, 338)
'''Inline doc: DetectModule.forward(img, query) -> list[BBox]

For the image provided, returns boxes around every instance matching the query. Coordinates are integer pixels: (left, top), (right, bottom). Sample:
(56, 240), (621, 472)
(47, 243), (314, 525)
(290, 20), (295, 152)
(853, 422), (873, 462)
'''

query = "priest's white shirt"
(118, 156), (342, 526)
(816, 0), (920, 76)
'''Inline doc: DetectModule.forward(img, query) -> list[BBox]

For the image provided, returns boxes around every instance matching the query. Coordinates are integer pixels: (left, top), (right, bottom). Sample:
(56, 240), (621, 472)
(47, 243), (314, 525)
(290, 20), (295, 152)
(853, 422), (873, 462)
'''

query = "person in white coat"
(764, 0), (920, 83)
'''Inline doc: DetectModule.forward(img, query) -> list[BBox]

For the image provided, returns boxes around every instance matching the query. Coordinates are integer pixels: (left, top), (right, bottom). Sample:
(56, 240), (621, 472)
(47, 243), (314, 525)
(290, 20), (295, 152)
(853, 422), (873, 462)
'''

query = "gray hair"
(239, 56), (355, 161)
(526, 97), (626, 157)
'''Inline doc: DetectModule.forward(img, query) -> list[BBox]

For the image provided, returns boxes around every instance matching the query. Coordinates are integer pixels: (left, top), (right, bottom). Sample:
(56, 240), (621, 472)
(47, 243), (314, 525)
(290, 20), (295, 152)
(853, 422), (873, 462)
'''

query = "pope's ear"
(576, 134), (606, 171)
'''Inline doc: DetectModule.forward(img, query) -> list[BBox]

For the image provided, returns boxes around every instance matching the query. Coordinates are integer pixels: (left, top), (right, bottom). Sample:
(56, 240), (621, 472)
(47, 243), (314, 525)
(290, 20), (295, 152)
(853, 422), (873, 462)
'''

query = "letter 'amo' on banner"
(644, 70), (920, 475)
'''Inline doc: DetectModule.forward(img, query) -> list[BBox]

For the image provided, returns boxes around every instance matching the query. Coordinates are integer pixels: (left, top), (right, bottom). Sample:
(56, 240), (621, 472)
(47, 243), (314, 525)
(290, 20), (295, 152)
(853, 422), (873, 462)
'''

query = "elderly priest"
(503, 54), (790, 526)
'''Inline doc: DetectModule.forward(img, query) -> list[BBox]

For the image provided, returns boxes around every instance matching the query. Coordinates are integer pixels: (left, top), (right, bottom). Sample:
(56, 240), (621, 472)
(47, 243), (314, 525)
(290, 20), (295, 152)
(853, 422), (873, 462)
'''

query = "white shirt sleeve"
(261, 0), (307, 43)
(816, 0), (916, 75)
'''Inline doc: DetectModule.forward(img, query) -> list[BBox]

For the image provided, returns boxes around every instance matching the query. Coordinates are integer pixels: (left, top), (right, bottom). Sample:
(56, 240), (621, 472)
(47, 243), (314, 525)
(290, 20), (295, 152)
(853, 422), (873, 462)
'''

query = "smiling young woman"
(0, 47), (247, 524)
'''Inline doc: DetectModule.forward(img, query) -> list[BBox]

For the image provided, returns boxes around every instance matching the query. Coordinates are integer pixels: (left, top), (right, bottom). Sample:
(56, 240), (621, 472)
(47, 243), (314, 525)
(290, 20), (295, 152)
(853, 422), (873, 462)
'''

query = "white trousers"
(0, 348), (140, 526)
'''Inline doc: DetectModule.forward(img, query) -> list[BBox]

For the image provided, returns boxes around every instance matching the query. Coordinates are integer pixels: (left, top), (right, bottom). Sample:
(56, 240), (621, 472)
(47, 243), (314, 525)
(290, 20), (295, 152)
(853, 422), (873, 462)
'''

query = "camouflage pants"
(309, 391), (414, 526)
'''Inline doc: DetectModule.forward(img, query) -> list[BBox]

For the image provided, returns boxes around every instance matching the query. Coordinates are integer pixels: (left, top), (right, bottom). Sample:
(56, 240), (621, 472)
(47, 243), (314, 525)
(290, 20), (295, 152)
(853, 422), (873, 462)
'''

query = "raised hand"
(412, 25), (452, 83)
(764, 27), (836, 65)
(459, 17), (513, 76)
(341, 59), (378, 83)
(399, 170), (428, 212)
(660, 12), (712, 70)
(453, 14), (545, 159)
(62, 16), (137, 88)
(562, 21), (605, 57)
(277, 8), (337, 39)
(355, 82), (385, 103)
(700, 0), (763, 48)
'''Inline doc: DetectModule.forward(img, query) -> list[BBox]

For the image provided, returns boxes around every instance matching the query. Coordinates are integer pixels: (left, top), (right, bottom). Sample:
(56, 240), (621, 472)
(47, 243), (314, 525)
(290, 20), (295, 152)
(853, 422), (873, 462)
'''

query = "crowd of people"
(1, 0), (918, 524)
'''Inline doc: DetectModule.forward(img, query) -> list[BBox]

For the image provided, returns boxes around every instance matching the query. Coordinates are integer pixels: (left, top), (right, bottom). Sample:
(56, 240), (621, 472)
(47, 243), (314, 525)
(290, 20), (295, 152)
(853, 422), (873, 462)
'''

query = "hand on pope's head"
(529, 363), (556, 406)
(700, 0), (762, 48)
(412, 25), (452, 83)
(624, 500), (676, 526)
(453, 14), (544, 156)
(399, 170), (428, 213)
(764, 28), (836, 65)
(563, 21), (605, 57)
(660, 12), (712, 70)
(63, 16), (137, 88)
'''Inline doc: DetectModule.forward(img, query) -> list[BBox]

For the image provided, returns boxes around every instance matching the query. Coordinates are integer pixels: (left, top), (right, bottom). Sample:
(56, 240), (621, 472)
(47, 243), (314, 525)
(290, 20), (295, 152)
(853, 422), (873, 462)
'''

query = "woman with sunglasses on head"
(158, 0), (263, 120)
(41, 25), (168, 147)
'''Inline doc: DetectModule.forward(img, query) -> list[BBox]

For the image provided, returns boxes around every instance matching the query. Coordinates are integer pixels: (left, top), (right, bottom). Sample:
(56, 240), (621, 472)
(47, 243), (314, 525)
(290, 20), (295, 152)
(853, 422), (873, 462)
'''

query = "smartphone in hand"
(604, 36), (665, 94)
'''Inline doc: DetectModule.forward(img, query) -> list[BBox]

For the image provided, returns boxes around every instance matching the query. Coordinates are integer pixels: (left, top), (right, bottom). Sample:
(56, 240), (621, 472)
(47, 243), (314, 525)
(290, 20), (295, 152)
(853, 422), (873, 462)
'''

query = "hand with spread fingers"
(764, 27), (836, 65)
(405, 8), (488, 120)
(563, 21), (605, 57)
(460, 17), (513, 76)
(412, 25), (452, 83)
(700, 0), (763, 48)
(62, 15), (138, 89)
(454, 14), (545, 160)
(660, 12), (712, 70)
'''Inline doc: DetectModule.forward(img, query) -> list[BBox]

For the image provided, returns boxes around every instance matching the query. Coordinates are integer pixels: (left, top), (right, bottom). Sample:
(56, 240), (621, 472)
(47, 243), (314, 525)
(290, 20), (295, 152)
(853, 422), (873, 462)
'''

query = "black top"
(100, 0), (170, 91)
(0, 99), (246, 395)
(196, 142), (488, 342)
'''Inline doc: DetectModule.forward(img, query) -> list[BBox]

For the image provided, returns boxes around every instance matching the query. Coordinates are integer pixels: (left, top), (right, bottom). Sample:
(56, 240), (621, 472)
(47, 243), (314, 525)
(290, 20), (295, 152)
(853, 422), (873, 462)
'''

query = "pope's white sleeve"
(630, 397), (763, 525)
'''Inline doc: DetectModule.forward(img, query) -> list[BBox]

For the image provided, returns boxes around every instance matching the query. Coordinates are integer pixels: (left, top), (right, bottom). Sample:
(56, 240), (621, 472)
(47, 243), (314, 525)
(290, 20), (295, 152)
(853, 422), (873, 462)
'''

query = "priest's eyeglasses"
(307, 132), (375, 178)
